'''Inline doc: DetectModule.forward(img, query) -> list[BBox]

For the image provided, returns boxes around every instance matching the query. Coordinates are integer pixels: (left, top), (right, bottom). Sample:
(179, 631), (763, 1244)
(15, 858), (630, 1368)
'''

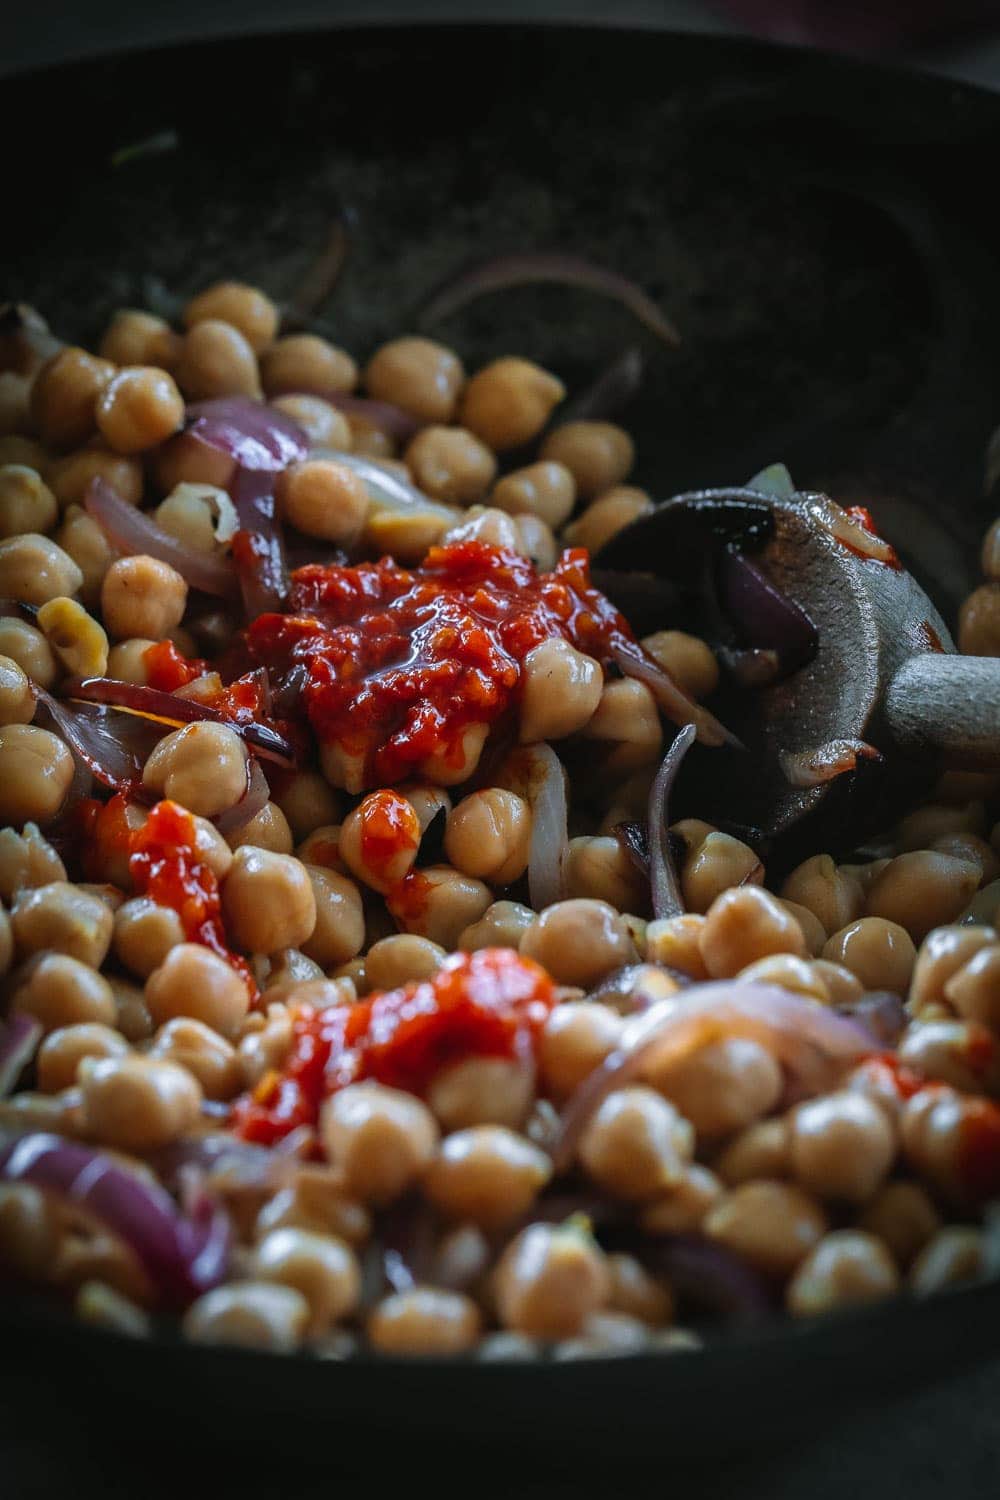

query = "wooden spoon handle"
(885, 654), (1000, 769)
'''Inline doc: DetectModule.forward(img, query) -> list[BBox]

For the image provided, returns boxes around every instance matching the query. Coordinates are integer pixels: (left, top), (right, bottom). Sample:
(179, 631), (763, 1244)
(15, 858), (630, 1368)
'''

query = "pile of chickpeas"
(1, 278), (1000, 1361)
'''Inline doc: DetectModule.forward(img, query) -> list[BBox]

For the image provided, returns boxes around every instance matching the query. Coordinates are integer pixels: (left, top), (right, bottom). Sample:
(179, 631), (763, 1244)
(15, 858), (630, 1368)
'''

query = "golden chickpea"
(175, 320), (261, 401)
(0, 654), (34, 726)
(444, 789), (531, 885)
(30, 347), (115, 450)
(442, 503), (521, 552)
(95, 368), (184, 454)
(276, 458), (369, 543)
(641, 629), (719, 700)
(386, 865), (492, 950)
(810, 959), (864, 1005)
(786, 1230), (900, 1316)
(648, 1037), (783, 1139)
(521, 898), (636, 987)
(424, 1127), (552, 1227)
(909, 1227), (985, 1293)
(494, 1222), (610, 1339)
(0, 533), (83, 606)
(262, 948), (324, 995)
(931, 833), (1000, 886)
(99, 309), (181, 370)
(79, 1054), (201, 1150)
(0, 618), (57, 688)
(183, 281), (279, 355)
(514, 513), (558, 571)
(100, 554), (187, 641)
(36, 596), (108, 678)
(0, 724), (74, 825)
(338, 789), (422, 894)
(681, 833), (764, 915)
(147, 1017), (241, 1099)
(698, 885), (807, 980)
(145, 943), (250, 1038)
(253, 1227), (360, 1333)
(320, 1081), (438, 1205)
(367, 1288), (481, 1356)
(540, 421), (634, 499)
(818, 918), (914, 997)
(944, 945), (1000, 1030)
(776, 899), (828, 957)
(518, 638), (603, 744)
(864, 851), (981, 944)
(274, 770), (340, 842)
(0, 373), (30, 437)
(0, 822), (66, 901)
(364, 934), (445, 991)
(221, 847), (317, 954)
(780, 854), (863, 937)
(260, 334), (357, 397)
(492, 461), (576, 530)
(958, 583), (1000, 655)
(909, 924), (997, 1014)
(791, 1092), (896, 1203)
(417, 721), (490, 788)
(578, 1085), (694, 1200)
(154, 429), (236, 494)
(183, 1283), (309, 1352)
(713, 1117), (791, 1186)
(644, 913), (710, 979)
(458, 357), (564, 450)
(896, 800), (986, 851)
(564, 835), (648, 912)
(36, 1022), (129, 1093)
(582, 677), (662, 773)
(55, 506), (118, 607)
(295, 824), (344, 871)
(858, 1181), (941, 1268)
(705, 1180), (827, 1277)
(955, 878), (1000, 928)
(0, 464), (57, 538)
(362, 336), (463, 423)
(142, 722), (248, 818)
(300, 865), (365, 967)
(639, 1163), (725, 1234)
(271, 395), (352, 449)
(254, 1167), (370, 1246)
(458, 899), (536, 952)
(0, 1182), (58, 1280)
(404, 425), (497, 504)
(12, 881), (112, 967)
(606, 1252), (674, 1326)
(426, 1056), (535, 1130)
(563, 486), (653, 554)
(225, 801), (293, 855)
(112, 897), (185, 978)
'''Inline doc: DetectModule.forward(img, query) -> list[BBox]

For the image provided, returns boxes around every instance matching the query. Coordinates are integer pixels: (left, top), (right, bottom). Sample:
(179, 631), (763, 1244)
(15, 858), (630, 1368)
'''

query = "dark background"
(2, 3), (1000, 1495)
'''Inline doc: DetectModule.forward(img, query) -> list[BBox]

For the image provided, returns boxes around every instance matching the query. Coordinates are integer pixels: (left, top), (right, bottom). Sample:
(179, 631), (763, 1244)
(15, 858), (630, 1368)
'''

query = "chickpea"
(518, 639), (603, 746)
(30, 347), (115, 450)
(639, 1164), (725, 1235)
(698, 885), (807, 980)
(220, 847), (317, 954)
(142, 722), (247, 818)
(458, 357), (564, 450)
(896, 800), (986, 851)
(944, 945), (1000, 1030)
(955, 878), (1000, 928)
(79, 1054), (201, 1150)
(514, 513), (558, 572)
(494, 1222), (610, 1339)
(404, 425), (497, 505)
(95, 367), (184, 454)
(0, 464), (57, 538)
(555, 1311), (653, 1359)
(0, 435), (47, 467)
(359, 336), (462, 423)
(865, 852), (981, 943)
(582, 678), (662, 773)
(736, 953), (829, 1001)
(958, 583), (1000, 655)
(99, 309), (181, 370)
(780, 854), (863, 937)
(145, 943), (250, 1039)
(183, 1283), (309, 1352)
(295, 825), (344, 870)
(417, 721), (490, 788)
(899, 1018), (999, 1094)
(182, 281), (278, 354)
(681, 833), (764, 915)
(154, 428), (236, 494)
(810, 959), (864, 1006)
(427, 1056), (536, 1131)
(443, 789), (531, 886)
(790, 1092), (896, 1203)
(147, 1017), (241, 1099)
(0, 533), (83, 606)
(858, 1181), (941, 1268)
(932, 833), (1000, 886)
(606, 1252), (673, 1326)
(300, 865), (365, 967)
(36, 596), (109, 678)
(0, 373), (30, 437)
(271, 395), (352, 449)
(713, 1117), (791, 1186)
(176, 320), (261, 401)
(112, 897), (184, 978)
(36, 1022), (129, 1093)
(275, 770), (340, 842)
(521, 899), (636, 987)
(226, 801), (293, 856)
(12, 881), (112, 968)
(55, 506), (118, 607)
(492, 461), (576, 530)
(0, 725), (74, 825)
(152, 483), (228, 554)
(442, 504), (522, 552)
(363, 506), (454, 567)
(338, 789), (421, 894)
(540, 421), (634, 499)
(253, 1227), (360, 1334)
(786, 1231), (900, 1316)
(260, 334), (357, 397)
(578, 1085), (693, 1200)
(0, 654), (33, 726)
(776, 900), (827, 957)
(100, 554), (187, 641)
(368, 1288), (481, 1356)
(566, 478), (654, 552)
(364, 934), (445, 991)
(255, 1168), (370, 1246)
(238, 1008), (294, 1087)
(458, 899), (535, 952)
(262, 948), (325, 994)
(647, 1037), (782, 1139)
(424, 1127), (551, 1228)
(644, 913), (709, 979)
(0, 1182), (58, 1279)
(564, 835), (648, 912)
(319, 1081), (438, 1205)
(704, 1180), (827, 1277)
(276, 458), (369, 543)
(0, 822), (66, 901)
(909, 924), (997, 1014)
(386, 865), (491, 950)
(909, 1227), (985, 1293)
(0, 617), (57, 688)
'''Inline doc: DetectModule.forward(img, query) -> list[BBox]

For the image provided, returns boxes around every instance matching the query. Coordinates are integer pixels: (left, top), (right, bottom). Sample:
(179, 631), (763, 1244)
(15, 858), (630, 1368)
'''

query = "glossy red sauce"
(842, 505), (902, 569)
(856, 1052), (925, 1101)
(144, 640), (206, 692)
(955, 1096), (1000, 1200)
(245, 542), (635, 788)
(232, 947), (557, 1144)
(356, 789), (421, 884)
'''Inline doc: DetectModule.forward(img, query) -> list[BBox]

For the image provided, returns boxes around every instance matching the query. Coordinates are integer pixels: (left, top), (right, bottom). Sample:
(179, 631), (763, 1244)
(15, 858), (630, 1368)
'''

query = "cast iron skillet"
(3, 22), (1000, 1457)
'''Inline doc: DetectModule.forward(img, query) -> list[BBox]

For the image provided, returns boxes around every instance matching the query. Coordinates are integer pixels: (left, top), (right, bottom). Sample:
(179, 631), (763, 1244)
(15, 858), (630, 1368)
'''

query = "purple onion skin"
(602, 1228), (774, 1326)
(718, 548), (817, 672)
(647, 723), (697, 920)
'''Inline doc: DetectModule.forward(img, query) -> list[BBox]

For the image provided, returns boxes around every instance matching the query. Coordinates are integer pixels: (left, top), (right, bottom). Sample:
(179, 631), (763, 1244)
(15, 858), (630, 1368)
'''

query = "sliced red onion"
(230, 469), (288, 617)
(610, 638), (737, 750)
(85, 478), (238, 601)
(604, 1230), (772, 1325)
(64, 677), (297, 768)
(34, 687), (160, 792)
(779, 738), (882, 789)
(282, 209), (354, 328)
(717, 645), (782, 688)
(151, 1134), (292, 1194)
(612, 820), (649, 878)
(525, 742), (569, 911)
(837, 991), (907, 1048)
(185, 397), (308, 474)
(418, 253), (680, 347)
(805, 493), (900, 568)
(214, 757), (270, 835)
(559, 347), (645, 424)
(553, 982), (875, 1172)
(647, 723), (697, 921)
(717, 548), (817, 672)
(0, 1014), (42, 1099)
(0, 1133), (231, 1304)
